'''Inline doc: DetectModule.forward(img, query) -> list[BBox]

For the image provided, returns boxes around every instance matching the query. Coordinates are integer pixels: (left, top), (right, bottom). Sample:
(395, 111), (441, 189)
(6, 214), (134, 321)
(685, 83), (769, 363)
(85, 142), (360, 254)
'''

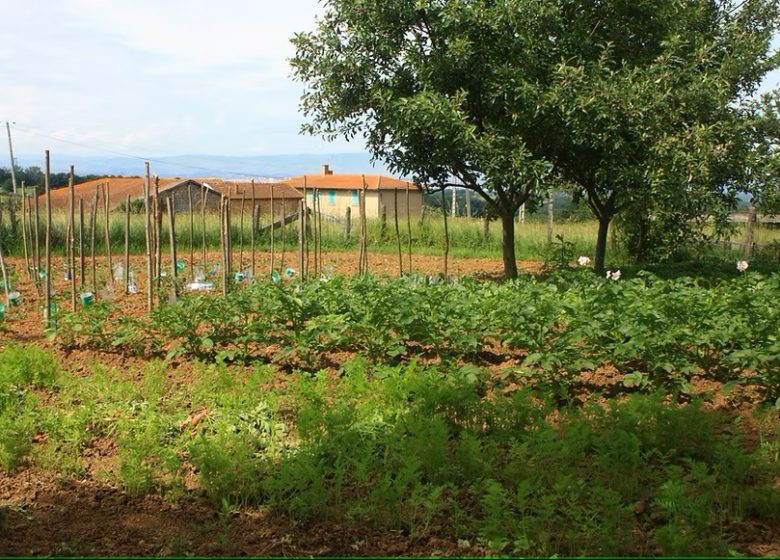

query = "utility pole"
(5, 122), (17, 194)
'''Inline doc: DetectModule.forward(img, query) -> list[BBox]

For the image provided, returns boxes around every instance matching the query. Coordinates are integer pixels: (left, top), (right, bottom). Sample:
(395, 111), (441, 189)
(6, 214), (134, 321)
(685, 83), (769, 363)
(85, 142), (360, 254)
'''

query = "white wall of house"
(306, 188), (423, 219)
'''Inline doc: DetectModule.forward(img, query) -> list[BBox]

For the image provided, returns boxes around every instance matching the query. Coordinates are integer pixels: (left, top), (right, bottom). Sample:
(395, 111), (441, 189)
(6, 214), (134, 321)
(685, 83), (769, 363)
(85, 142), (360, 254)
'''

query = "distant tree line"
(0, 166), (100, 194)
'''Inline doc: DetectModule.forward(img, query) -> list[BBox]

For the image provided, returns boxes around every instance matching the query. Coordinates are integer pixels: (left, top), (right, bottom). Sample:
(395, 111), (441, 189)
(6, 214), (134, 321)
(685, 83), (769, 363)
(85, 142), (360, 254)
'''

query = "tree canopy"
(292, 0), (779, 275)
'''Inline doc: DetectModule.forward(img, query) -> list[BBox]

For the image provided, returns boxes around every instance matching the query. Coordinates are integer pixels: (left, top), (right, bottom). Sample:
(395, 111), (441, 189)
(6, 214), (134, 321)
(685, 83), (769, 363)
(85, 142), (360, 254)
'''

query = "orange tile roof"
(284, 173), (418, 190)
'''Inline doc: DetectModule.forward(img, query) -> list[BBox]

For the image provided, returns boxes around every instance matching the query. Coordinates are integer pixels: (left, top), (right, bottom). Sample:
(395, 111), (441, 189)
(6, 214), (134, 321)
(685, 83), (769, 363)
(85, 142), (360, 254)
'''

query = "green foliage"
(0, 344), (59, 471)
(291, 0), (780, 273)
(9, 331), (780, 555)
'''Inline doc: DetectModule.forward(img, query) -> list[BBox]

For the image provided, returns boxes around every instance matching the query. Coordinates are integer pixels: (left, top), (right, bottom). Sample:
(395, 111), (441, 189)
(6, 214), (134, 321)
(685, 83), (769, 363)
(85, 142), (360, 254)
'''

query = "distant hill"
(12, 152), (391, 179)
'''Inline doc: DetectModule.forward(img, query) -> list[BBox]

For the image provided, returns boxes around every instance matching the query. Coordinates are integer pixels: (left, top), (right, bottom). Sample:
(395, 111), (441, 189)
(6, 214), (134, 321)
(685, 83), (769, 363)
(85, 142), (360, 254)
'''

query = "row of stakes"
(0, 261), (300, 323)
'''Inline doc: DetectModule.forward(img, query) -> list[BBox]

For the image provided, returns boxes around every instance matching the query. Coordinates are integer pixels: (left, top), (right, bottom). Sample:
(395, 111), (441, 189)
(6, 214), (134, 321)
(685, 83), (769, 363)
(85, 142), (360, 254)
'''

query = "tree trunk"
(499, 210), (518, 278)
(594, 215), (611, 273)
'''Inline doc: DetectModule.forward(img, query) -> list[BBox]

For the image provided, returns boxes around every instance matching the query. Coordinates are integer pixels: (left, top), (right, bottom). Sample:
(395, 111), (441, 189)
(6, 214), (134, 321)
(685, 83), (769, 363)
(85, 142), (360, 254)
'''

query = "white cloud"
(3, 0), (348, 158)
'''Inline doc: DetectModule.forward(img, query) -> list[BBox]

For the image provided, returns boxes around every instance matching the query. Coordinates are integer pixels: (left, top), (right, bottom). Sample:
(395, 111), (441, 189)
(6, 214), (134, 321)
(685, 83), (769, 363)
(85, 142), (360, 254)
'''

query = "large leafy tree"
(291, 0), (779, 275)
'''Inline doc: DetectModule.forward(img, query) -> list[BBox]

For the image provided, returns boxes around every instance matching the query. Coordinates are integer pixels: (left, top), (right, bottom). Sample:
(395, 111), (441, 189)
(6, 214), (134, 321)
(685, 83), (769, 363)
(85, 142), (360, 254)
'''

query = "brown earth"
(0, 251), (777, 557)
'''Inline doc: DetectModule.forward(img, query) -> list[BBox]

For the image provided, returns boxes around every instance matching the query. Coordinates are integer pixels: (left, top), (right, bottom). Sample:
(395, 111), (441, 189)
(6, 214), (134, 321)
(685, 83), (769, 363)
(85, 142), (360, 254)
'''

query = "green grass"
(2, 207), (778, 266)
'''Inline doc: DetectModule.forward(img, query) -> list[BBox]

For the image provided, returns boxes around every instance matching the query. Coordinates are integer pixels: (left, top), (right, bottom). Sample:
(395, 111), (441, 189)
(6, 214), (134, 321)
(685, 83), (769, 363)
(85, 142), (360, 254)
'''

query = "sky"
(2, 1), (780, 166)
(2, 0), (351, 161)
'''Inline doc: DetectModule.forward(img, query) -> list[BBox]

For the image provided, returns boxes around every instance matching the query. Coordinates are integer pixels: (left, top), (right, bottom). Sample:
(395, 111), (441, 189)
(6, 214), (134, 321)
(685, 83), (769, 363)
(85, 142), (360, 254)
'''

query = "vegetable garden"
(1, 254), (779, 556)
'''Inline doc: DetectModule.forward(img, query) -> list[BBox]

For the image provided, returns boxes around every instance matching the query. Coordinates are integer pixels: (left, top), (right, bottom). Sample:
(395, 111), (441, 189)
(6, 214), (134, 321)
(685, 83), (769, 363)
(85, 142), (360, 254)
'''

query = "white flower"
(736, 260), (749, 273)
(577, 256), (591, 267)
(606, 269), (621, 281)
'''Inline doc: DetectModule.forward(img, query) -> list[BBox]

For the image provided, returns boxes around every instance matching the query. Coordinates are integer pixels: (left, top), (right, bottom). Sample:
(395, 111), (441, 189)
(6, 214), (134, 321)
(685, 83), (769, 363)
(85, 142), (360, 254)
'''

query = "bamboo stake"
(188, 183), (194, 279)
(124, 194), (130, 293)
(394, 188), (402, 276)
(167, 196), (177, 302)
(44, 150), (52, 327)
(79, 197), (85, 287)
(90, 189), (98, 294)
(68, 168), (76, 311)
(144, 163), (153, 312)
(104, 182), (112, 284)
(251, 179), (256, 278)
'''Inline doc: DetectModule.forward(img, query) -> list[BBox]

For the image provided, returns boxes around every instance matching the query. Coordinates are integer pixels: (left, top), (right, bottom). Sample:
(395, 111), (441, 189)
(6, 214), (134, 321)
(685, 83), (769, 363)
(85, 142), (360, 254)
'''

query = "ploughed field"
(1, 252), (779, 556)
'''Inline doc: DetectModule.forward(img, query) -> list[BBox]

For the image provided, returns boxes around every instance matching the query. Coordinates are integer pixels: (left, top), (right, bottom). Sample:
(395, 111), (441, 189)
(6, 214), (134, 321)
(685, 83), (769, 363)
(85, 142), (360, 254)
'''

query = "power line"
(8, 122), (271, 179)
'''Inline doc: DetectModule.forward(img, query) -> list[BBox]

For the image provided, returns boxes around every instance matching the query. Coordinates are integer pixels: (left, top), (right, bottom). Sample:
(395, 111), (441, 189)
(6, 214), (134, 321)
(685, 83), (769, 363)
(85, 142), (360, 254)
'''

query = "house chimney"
(321, 164), (333, 176)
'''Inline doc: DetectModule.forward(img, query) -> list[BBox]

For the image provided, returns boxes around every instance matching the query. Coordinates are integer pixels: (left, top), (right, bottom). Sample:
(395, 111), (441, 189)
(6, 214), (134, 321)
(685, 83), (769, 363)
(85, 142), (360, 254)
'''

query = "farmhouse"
(43, 176), (302, 217)
(284, 165), (423, 219)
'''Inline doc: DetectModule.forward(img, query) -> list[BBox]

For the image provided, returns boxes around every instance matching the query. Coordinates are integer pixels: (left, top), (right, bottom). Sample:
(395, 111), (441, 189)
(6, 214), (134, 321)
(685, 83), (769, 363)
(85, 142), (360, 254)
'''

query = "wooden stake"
(313, 189), (319, 276)
(303, 177), (309, 279)
(547, 193), (554, 244)
(746, 204), (757, 258)
(90, 189), (98, 294)
(239, 190), (245, 275)
(201, 184), (208, 266)
(44, 150), (52, 327)
(344, 206), (351, 241)
(188, 183), (194, 279)
(226, 196), (232, 281)
(0, 239), (9, 306)
(270, 184), (275, 275)
(154, 177), (161, 298)
(124, 194), (131, 294)
(79, 197), (85, 287)
(298, 199), (305, 277)
(20, 182), (31, 280)
(394, 188), (402, 276)
(144, 163), (153, 312)
(251, 179), (256, 278)
(34, 184), (41, 287)
(68, 167), (76, 311)
(221, 196), (228, 295)
(167, 197), (177, 302)
(441, 189), (449, 280)
(280, 194), (286, 270)
(104, 182), (112, 284)
(406, 182), (412, 274)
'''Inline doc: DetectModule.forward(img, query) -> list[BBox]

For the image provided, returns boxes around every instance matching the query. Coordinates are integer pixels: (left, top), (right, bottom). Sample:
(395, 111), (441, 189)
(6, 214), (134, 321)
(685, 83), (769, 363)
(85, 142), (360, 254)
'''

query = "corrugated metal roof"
(40, 176), (302, 208)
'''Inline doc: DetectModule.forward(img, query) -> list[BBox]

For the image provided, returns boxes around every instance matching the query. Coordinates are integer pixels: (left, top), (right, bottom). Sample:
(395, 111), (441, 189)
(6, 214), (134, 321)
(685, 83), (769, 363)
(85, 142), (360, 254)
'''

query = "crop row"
(55, 269), (780, 402)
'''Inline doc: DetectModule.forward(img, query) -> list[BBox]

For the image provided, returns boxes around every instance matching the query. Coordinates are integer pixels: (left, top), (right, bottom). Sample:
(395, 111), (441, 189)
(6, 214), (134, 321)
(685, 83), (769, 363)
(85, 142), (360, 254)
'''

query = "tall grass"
(0, 207), (777, 263)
